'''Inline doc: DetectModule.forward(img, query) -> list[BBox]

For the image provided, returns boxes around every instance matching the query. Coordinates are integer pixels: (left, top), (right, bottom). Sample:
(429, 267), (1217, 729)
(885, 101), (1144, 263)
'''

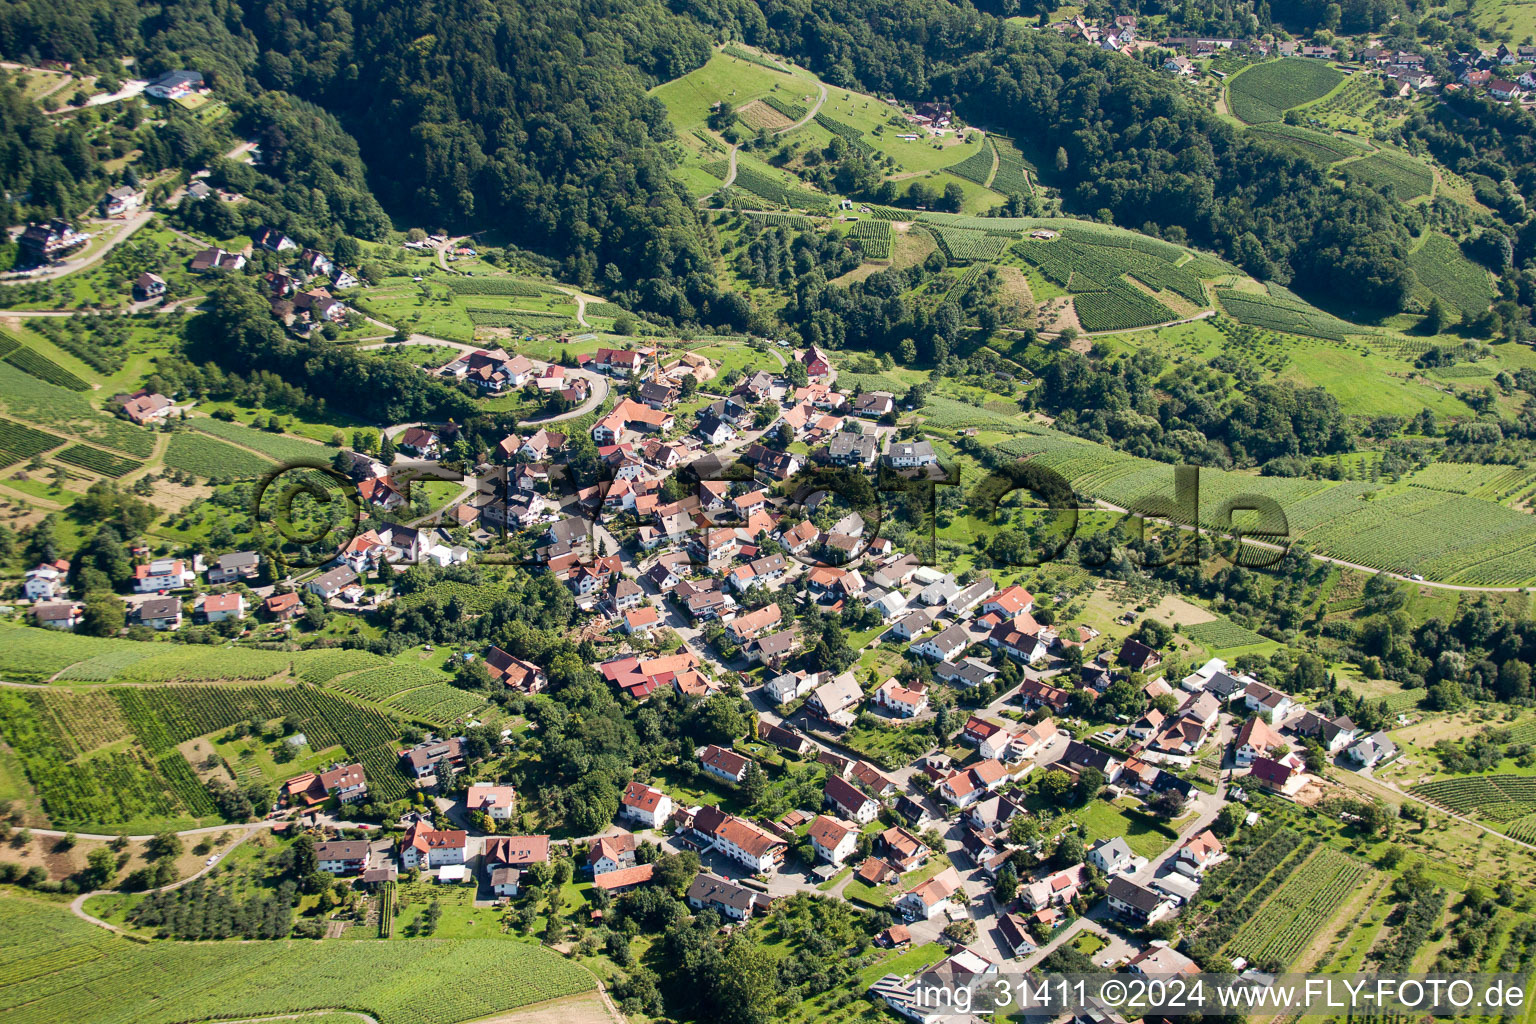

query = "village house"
(466, 782), (516, 820)
(1235, 716), (1289, 766)
(398, 821), (468, 870)
(687, 873), (767, 920)
(134, 557), (191, 593)
(700, 744), (752, 785)
(710, 815), (786, 874)
(807, 672), (863, 727)
(196, 592), (245, 623)
(136, 596), (183, 631)
(400, 736), (466, 779)
(895, 866), (965, 921)
(825, 775), (881, 824)
(23, 560), (68, 601)
(872, 678), (929, 718)
(32, 602), (82, 631)
(1106, 876), (1176, 926)
(1172, 829), (1225, 878)
(616, 781), (671, 829)
(206, 550), (260, 585)
(315, 840), (371, 876)
(588, 832), (638, 876)
(1021, 863), (1090, 911)
(807, 814), (859, 865)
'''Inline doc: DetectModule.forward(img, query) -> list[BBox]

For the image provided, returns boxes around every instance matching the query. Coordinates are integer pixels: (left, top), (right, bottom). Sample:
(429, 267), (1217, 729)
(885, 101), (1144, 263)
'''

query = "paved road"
(68, 824), (271, 931)
(8, 206), (159, 283)
(779, 80), (828, 134)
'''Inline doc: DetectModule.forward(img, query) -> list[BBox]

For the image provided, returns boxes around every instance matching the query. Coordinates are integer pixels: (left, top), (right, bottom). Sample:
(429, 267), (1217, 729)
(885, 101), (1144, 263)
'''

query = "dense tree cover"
(174, 93), (391, 246)
(1031, 348), (1352, 466)
(185, 278), (478, 423)
(735, 0), (1417, 311)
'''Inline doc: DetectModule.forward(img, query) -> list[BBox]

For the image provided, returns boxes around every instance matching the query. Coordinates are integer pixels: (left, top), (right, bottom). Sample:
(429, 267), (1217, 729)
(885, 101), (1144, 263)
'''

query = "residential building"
(895, 865), (964, 921)
(1106, 876), (1175, 926)
(700, 744), (751, 785)
(873, 678), (929, 718)
(1087, 837), (1135, 875)
(1348, 731), (1398, 768)
(807, 814), (859, 864)
(466, 782), (516, 820)
(398, 821), (468, 869)
(912, 624), (970, 663)
(711, 815), (786, 873)
(1235, 716), (1289, 766)
(319, 762), (368, 803)
(315, 840), (371, 875)
(207, 550), (260, 585)
(134, 558), (191, 593)
(588, 832), (638, 876)
(400, 737), (466, 779)
(620, 781), (673, 828)
(32, 602), (82, 631)
(1172, 829), (1225, 878)
(687, 873), (766, 920)
(136, 596), (183, 631)
(825, 775), (880, 823)
(197, 592), (245, 623)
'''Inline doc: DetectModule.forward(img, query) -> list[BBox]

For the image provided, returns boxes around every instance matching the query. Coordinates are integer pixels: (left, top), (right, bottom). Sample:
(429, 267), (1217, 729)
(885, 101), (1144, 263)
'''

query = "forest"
(0, 0), (1488, 321)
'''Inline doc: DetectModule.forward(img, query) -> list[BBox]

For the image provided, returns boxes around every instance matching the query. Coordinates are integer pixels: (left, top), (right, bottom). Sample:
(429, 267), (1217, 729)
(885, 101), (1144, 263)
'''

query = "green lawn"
(649, 50), (813, 132)
(1069, 798), (1180, 859)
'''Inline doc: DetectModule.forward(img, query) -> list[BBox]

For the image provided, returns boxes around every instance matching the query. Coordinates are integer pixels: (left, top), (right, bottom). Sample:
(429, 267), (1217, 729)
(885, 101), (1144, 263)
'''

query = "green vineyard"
(929, 226), (1010, 263)
(1342, 149), (1434, 200)
(1225, 847), (1365, 966)
(0, 417), (61, 468)
(850, 219), (892, 259)
(443, 277), (547, 296)
(944, 140), (995, 185)
(55, 444), (142, 478)
(0, 896), (595, 1024)
(0, 363), (154, 457)
(4, 344), (91, 391)
(1182, 619), (1269, 650)
(1408, 233), (1494, 315)
(164, 432), (275, 479)
(1228, 59), (1343, 124)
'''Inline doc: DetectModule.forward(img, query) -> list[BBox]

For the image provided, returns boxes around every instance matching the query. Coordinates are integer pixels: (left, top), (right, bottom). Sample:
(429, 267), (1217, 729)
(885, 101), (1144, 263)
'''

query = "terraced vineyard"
(443, 277), (546, 297)
(294, 648), (391, 684)
(944, 139), (996, 185)
(929, 226), (1010, 263)
(0, 417), (61, 468)
(191, 418), (331, 463)
(332, 664), (447, 701)
(1215, 286), (1359, 341)
(812, 113), (875, 156)
(731, 163), (831, 211)
(0, 362), (154, 457)
(0, 678), (419, 824)
(1073, 281), (1178, 332)
(0, 895), (595, 1024)
(1182, 619), (1269, 650)
(1342, 148), (1434, 200)
(1408, 234), (1494, 315)
(850, 219), (892, 258)
(750, 212), (814, 230)
(55, 444), (142, 478)
(4, 343), (91, 390)
(1228, 59), (1344, 124)
(1414, 775), (1536, 816)
(990, 137), (1030, 195)
(165, 432), (275, 479)
(1247, 123), (1367, 164)
(1225, 847), (1366, 966)
(385, 683), (487, 723)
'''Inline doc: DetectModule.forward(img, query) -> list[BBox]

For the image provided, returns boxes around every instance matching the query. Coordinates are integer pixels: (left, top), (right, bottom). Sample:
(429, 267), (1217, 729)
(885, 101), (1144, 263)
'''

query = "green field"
(1246, 123), (1368, 165)
(0, 895), (594, 1024)
(648, 50), (810, 132)
(1228, 59), (1344, 124)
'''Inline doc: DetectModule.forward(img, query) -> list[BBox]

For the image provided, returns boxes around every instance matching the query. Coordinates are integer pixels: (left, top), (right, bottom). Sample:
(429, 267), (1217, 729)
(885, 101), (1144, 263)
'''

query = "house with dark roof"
(1117, 637), (1162, 672)
(1106, 876), (1175, 926)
